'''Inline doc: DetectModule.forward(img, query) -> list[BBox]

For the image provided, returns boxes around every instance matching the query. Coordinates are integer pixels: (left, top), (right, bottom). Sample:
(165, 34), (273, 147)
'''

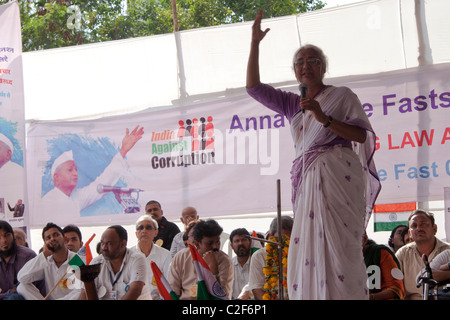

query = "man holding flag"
(17, 223), (83, 300)
(169, 219), (233, 300)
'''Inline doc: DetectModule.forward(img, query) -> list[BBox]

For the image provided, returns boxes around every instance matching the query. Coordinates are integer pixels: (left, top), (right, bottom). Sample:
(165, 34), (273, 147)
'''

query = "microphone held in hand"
(423, 254), (433, 279)
(97, 184), (143, 194)
(299, 83), (308, 112)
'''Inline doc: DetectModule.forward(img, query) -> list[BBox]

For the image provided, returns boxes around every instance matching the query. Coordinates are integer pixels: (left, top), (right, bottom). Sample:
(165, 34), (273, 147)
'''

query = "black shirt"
(153, 216), (180, 250)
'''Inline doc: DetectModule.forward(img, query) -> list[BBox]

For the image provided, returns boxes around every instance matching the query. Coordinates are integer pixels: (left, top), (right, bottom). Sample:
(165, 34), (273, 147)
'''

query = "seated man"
(170, 206), (199, 257)
(229, 228), (252, 299)
(13, 228), (29, 248)
(396, 210), (450, 299)
(0, 221), (43, 300)
(169, 219), (233, 299)
(145, 200), (180, 250)
(17, 223), (82, 300)
(63, 224), (83, 253)
(248, 216), (293, 300)
(81, 225), (150, 300)
(131, 215), (172, 299)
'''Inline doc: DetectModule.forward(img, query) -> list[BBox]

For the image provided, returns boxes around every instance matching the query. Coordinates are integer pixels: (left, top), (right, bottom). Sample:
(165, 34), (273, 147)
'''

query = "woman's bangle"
(323, 115), (333, 128)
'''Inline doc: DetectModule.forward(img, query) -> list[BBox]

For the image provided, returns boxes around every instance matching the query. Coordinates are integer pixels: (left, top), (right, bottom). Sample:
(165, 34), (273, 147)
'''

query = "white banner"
(0, 2), (27, 233)
(445, 187), (450, 242)
(27, 94), (292, 228)
(345, 63), (450, 205)
(27, 63), (450, 228)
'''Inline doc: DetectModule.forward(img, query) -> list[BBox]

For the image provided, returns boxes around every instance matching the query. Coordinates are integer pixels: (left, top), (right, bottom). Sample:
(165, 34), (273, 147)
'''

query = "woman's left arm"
(301, 97), (367, 143)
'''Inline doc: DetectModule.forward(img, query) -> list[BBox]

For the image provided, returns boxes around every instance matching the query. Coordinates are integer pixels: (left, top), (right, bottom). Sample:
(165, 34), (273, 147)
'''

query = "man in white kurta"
(17, 250), (82, 300)
(39, 125), (144, 225)
(40, 152), (129, 224)
(17, 223), (82, 300)
(131, 215), (172, 299)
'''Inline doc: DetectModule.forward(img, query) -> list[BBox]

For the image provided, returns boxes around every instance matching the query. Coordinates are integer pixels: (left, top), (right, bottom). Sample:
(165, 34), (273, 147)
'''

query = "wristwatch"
(323, 115), (333, 128)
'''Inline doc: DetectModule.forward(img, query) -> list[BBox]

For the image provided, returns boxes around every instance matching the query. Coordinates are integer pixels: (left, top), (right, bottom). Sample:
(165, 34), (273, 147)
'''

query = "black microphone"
(299, 83), (308, 112)
(97, 184), (143, 194)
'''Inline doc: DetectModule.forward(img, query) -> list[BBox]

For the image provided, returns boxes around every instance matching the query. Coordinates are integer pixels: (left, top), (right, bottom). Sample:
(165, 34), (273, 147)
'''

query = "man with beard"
(396, 210), (450, 299)
(17, 222), (82, 300)
(81, 225), (150, 300)
(230, 228), (252, 299)
(0, 221), (42, 300)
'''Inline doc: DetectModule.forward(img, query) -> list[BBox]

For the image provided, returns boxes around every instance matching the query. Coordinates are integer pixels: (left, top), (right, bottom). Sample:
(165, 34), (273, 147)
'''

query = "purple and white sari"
(247, 83), (381, 300)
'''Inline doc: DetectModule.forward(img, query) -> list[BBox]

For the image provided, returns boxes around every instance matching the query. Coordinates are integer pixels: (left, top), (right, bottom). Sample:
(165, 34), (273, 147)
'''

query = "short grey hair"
(269, 216), (294, 235)
(136, 215), (159, 229)
(292, 44), (328, 76)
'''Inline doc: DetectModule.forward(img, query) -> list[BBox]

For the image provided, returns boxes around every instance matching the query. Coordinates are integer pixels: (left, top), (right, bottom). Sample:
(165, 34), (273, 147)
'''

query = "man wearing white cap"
(40, 125), (144, 224)
(0, 133), (15, 169)
(0, 133), (24, 220)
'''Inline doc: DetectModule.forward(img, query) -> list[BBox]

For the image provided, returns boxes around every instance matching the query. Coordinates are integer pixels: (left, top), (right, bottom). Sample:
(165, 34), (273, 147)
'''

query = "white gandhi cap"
(0, 133), (14, 152)
(51, 150), (74, 177)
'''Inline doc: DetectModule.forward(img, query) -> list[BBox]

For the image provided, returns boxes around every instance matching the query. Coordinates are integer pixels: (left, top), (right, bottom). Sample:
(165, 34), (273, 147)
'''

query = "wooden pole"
(171, 0), (179, 32)
(43, 269), (69, 300)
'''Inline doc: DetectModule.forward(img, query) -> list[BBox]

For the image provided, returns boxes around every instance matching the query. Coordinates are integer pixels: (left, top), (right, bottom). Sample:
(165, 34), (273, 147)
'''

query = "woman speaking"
(246, 10), (381, 300)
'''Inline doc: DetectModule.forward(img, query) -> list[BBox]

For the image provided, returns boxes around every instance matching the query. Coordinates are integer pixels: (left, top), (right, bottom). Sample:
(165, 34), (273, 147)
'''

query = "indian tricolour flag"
(68, 234), (95, 270)
(188, 244), (228, 300)
(150, 261), (179, 300)
(251, 230), (262, 255)
(373, 202), (416, 232)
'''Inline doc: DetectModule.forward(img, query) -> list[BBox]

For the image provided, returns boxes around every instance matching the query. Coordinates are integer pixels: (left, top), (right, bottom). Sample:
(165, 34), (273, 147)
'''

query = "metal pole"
(277, 179), (284, 300)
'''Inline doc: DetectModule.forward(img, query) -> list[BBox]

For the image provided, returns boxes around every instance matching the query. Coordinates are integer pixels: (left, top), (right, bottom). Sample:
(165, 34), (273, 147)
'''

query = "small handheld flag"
(188, 244), (228, 300)
(150, 261), (179, 300)
(68, 233), (96, 270)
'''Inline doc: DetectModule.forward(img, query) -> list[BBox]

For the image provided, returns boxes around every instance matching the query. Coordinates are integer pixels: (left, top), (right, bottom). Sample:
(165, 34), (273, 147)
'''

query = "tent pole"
(277, 179), (284, 300)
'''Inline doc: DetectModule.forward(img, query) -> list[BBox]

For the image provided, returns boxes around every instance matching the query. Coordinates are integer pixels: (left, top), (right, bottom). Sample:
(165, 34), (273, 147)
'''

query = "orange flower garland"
(263, 234), (289, 300)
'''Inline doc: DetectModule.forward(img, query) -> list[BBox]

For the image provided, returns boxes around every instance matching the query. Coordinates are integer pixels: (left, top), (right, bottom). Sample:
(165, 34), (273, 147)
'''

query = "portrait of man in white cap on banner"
(0, 131), (25, 220)
(39, 125), (144, 225)
(0, 132), (22, 171)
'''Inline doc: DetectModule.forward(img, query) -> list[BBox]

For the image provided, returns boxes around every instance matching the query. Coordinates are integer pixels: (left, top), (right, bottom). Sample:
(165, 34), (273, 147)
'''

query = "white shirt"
(417, 249), (450, 280)
(39, 153), (128, 225)
(90, 248), (150, 300)
(131, 243), (172, 299)
(232, 255), (251, 299)
(247, 248), (266, 292)
(17, 250), (82, 300)
(429, 249), (450, 271)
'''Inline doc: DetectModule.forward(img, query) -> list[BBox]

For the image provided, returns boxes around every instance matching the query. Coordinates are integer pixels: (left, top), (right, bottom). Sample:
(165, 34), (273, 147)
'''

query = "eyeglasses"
(136, 225), (156, 231)
(294, 57), (321, 67)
